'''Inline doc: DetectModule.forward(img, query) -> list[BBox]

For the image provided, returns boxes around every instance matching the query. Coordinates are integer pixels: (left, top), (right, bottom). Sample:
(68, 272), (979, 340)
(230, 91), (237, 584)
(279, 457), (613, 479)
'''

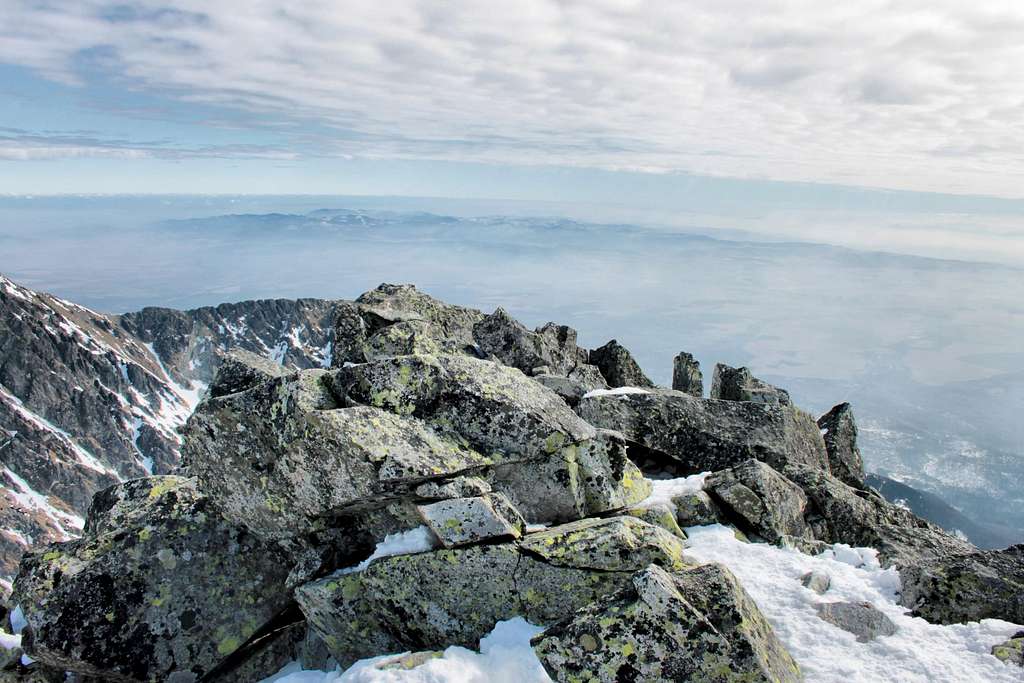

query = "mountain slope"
(0, 274), (337, 586)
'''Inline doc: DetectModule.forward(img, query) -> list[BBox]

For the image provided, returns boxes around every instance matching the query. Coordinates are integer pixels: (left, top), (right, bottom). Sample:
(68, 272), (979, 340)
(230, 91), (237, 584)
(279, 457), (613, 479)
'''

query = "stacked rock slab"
(12, 477), (294, 681)
(183, 352), (650, 542)
(705, 459), (811, 543)
(532, 564), (802, 682)
(577, 388), (829, 474)
(295, 517), (688, 667)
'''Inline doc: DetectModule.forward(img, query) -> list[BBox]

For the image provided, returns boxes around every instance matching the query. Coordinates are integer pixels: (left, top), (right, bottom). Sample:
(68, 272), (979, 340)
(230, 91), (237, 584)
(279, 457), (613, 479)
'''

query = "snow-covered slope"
(0, 274), (337, 585)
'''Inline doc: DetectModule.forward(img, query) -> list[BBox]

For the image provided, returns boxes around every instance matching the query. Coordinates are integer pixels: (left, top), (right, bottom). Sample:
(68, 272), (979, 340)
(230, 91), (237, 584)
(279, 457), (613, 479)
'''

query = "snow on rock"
(581, 386), (650, 399)
(683, 524), (1023, 683)
(636, 472), (710, 508)
(334, 526), (439, 576)
(260, 618), (550, 683)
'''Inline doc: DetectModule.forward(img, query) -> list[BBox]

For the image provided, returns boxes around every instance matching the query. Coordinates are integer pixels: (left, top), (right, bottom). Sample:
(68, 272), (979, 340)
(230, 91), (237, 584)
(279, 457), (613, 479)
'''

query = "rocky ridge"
(2, 281), (1022, 681)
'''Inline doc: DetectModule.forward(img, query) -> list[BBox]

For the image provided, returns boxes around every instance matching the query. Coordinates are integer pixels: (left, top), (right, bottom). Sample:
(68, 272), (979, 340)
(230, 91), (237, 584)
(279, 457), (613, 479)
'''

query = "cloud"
(0, 130), (298, 161)
(1, 1), (1024, 195)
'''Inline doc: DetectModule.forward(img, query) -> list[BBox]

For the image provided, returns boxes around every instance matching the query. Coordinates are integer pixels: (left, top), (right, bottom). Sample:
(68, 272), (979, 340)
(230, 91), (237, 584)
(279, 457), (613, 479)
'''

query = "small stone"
(991, 634), (1023, 666)
(672, 491), (722, 527)
(815, 601), (897, 642)
(800, 571), (831, 594)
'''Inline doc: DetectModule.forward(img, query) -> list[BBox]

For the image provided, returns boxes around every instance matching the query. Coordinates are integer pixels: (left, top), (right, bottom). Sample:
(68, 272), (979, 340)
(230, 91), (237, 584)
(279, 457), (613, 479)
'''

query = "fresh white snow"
(334, 526), (439, 576)
(684, 523), (1024, 683)
(635, 471), (710, 508)
(581, 386), (650, 399)
(261, 618), (550, 683)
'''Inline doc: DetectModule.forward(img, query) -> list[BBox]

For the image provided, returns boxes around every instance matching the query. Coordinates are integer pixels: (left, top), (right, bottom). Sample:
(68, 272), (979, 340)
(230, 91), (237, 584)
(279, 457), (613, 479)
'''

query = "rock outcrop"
(817, 402), (865, 487)
(5, 279), (1017, 682)
(671, 351), (703, 397)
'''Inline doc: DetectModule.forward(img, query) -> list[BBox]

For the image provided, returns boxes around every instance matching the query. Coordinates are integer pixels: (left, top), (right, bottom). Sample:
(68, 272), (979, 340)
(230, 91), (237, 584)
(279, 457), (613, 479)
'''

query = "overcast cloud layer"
(3, 1), (1024, 196)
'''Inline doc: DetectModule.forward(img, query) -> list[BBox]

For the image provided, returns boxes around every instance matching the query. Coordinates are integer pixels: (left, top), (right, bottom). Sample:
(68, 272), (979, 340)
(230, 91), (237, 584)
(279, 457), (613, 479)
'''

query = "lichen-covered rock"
(671, 351), (703, 397)
(815, 601), (896, 642)
(295, 518), (687, 667)
(208, 349), (287, 398)
(705, 459), (810, 543)
(817, 403), (865, 488)
(472, 309), (584, 375)
(710, 363), (792, 405)
(578, 388), (829, 474)
(417, 493), (525, 547)
(672, 490), (723, 527)
(334, 355), (649, 522)
(413, 476), (491, 499)
(588, 340), (654, 388)
(363, 320), (441, 360)
(355, 283), (483, 354)
(623, 503), (687, 539)
(183, 367), (493, 540)
(899, 545), (1024, 625)
(532, 563), (802, 683)
(992, 633), (1023, 667)
(12, 477), (294, 682)
(532, 370), (606, 407)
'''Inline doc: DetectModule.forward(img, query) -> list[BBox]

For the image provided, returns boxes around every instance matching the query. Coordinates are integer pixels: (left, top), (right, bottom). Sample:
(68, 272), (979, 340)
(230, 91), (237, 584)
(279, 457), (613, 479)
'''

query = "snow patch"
(260, 618), (550, 683)
(636, 472), (710, 508)
(582, 386), (650, 399)
(335, 526), (439, 576)
(2, 468), (84, 536)
(684, 524), (1023, 682)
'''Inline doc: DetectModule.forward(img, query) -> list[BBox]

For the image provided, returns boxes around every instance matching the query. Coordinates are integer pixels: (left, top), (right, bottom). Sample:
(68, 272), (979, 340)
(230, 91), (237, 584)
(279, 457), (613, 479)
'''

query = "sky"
(3, 1), (1024, 202)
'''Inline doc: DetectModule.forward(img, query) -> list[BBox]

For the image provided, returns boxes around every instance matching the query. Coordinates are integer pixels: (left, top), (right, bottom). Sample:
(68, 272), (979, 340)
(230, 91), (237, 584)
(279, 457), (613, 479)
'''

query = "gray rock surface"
(472, 309), (584, 375)
(801, 571), (831, 594)
(706, 459), (810, 543)
(672, 490), (723, 527)
(814, 601), (897, 642)
(588, 340), (654, 388)
(417, 493), (525, 547)
(207, 349), (288, 398)
(817, 403), (865, 487)
(11, 477), (294, 682)
(899, 545), (1024, 624)
(711, 364), (791, 405)
(532, 563), (802, 683)
(671, 351), (703, 397)
(354, 283), (483, 356)
(578, 388), (829, 474)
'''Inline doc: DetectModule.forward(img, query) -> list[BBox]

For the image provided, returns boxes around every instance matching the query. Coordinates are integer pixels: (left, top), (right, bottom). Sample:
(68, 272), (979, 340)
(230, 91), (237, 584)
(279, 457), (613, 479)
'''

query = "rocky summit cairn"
(7, 283), (1021, 681)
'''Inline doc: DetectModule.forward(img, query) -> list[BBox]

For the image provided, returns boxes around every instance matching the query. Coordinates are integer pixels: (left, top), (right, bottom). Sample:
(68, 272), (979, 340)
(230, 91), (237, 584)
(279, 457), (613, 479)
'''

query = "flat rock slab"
(417, 493), (525, 547)
(815, 601), (897, 642)
(532, 563), (802, 683)
(578, 388), (828, 475)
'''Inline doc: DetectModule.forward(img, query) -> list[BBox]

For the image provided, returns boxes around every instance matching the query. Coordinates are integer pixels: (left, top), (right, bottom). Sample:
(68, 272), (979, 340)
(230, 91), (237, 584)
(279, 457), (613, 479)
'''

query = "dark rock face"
(710, 364), (791, 405)
(671, 351), (703, 397)
(817, 403), (865, 487)
(578, 388), (829, 475)
(899, 545), (1024, 625)
(12, 477), (294, 681)
(588, 340), (654, 388)
(473, 308), (585, 375)
(532, 563), (802, 683)
(705, 459), (810, 543)
(814, 601), (896, 642)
